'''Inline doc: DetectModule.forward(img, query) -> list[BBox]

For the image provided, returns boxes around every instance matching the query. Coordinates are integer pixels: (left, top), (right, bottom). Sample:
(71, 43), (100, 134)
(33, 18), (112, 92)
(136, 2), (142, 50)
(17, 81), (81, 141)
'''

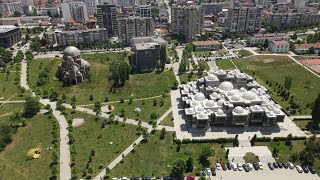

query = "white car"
(287, 162), (294, 169)
(258, 162), (264, 170)
(237, 163), (243, 171)
(112, 178), (118, 180)
(247, 163), (253, 171)
(296, 166), (303, 173)
(206, 168), (211, 175)
(122, 177), (128, 180)
(216, 163), (221, 170)
(231, 163), (237, 171)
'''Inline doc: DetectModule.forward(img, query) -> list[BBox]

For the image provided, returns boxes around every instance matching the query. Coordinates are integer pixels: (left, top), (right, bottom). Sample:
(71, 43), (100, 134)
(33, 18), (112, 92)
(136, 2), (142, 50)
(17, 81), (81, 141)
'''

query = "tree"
(24, 96), (40, 117)
(170, 159), (186, 179)
(120, 108), (125, 117)
(284, 76), (292, 91)
(199, 145), (214, 167)
(15, 50), (24, 62)
(152, 120), (157, 130)
(12, 11), (22, 17)
(94, 101), (101, 115)
(160, 127), (166, 139)
(312, 94), (320, 129)
(185, 157), (194, 172)
(9, 112), (22, 126)
(0, 48), (13, 63)
(109, 60), (130, 86)
(142, 129), (148, 140)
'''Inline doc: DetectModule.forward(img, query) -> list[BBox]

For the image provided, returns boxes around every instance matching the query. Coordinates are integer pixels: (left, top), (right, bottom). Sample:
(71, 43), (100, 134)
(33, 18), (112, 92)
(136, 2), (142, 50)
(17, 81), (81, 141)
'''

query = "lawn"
(0, 63), (25, 101)
(111, 96), (171, 123)
(194, 51), (210, 57)
(216, 59), (236, 70)
(0, 112), (58, 179)
(179, 72), (199, 84)
(110, 131), (230, 177)
(64, 110), (141, 178)
(233, 55), (320, 115)
(28, 52), (176, 105)
(237, 49), (253, 57)
(293, 119), (312, 130)
(217, 49), (227, 55)
(243, 152), (259, 163)
(159, 112), (174, 127)
(297, 34), (308, 40)
(0, 103), (24, 126)
(198, 61), (210, 71)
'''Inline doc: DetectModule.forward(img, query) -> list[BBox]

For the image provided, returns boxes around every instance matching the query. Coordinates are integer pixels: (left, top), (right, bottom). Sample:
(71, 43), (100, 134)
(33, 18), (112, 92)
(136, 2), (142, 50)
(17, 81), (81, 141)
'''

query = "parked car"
(283, 163), (289, 169)
(257, 162), (263, 170)
(268, 163), (274, 170)
(287, 162), (294, 169)
(122, 177), (128, 180)
(253, 163), (259, 170)
(55, 55), (60, 57)
(231, 163), (237, 171)
(296, 166), (303, 173)
(156, 177), (161, 180)
(221, 163), (227, 171)
(226, 163), (232, 170)
(277, 162), (283, 168)
(247, 163), (253, 171)
(163, 177), (171, 180)
(308, 166), (316, 174)
(302, 166), (309, 173)
(201, 170), (206, 176)
(206, 168), (212, 175)
(273, 162), (279, 168)
(242, 164), (249, 172)
(237, 163), (243, 171)
(216, 163), (221, 170)
(186, 176), (195, 180)
(211, 168), (216, 176)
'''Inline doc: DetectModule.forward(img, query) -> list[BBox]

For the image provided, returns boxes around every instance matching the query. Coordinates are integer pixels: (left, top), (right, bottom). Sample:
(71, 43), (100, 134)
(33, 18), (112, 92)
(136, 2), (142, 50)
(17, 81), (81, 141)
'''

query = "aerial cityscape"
(0, 0), (320, 179)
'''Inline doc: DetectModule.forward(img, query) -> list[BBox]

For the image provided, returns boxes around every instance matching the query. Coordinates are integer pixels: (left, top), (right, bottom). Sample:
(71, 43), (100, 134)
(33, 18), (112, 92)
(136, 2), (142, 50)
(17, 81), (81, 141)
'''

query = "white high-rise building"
(84, 0), (99, 16)
(61, 2), (88, 23)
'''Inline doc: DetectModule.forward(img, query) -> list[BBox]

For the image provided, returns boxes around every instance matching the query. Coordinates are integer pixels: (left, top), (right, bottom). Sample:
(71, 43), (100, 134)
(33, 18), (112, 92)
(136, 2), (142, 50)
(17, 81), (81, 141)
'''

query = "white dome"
(190, 101), (199, 106)
(234, 106), (244, 114)
(194, 92), (206, 101)
(205, 100), (215, 107)
(217, 99), (225, 106)
(198, 113), (207, 118)
(207, 74), (218, 81)
(208, 70), (215, 74)
(252, 105), (261, 111)
(273, 109), (282, 114)
(217, 69), (225, 74)
(239, 87), (246, 92)
(216, 109), (224, 115)
(63, 46), (80, 57)
(242, 91), (257, 100)
(218, 81), (234, 91)
(211, 92), (219, 97)
(186, 109), (194, 114)
(231, 94), (241, 101)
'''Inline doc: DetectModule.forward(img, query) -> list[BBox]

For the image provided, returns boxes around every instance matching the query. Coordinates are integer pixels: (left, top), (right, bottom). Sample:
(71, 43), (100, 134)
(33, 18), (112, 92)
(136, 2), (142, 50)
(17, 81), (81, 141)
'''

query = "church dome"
(207, 74), (218, 81)
(216, 109), (224, 115)
(273, 109), (282, 114)
(231, 94), (241, 101)
(234, 106), (244, 114)
(194, 92), (206, 101)
(218, 81), (234, 91)
(205, 100), (215, 107)
(217, 99), (225, 106)
(63, 46), (81, 57)
(252, 105), (261, 111)
(242, 91), (257, 100)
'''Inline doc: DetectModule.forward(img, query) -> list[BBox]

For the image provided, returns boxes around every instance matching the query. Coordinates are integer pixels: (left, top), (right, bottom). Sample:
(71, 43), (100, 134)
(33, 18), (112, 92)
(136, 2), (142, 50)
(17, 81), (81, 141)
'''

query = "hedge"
(273, 136), (306, 141)
(180, 138), (235, 144)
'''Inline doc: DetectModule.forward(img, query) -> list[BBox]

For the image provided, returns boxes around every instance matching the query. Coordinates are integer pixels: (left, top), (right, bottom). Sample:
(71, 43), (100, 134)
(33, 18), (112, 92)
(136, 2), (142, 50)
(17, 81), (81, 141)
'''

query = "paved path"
(290, 115), (312, 119)
(207, 60), (219, 71)
(20, 60), (30, 91)
(0, 100), (26, 103)
(41, 99), (71, 180)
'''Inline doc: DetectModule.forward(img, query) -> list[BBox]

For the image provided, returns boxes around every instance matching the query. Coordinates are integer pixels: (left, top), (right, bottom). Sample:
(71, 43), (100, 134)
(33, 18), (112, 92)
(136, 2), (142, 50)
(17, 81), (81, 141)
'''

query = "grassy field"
(216, 59), (236, 70)
(237, 49), (253, 57)
(243, 152), (259, 163)
(194, 51), (210, 57)
(159, 112), (174, 127)
(0, 63), (25, 101)
(293, 119), (312, 130)
(198, 61), (210, 71)
(0, 111), (58, 179)
(28, 52), (176, 105)
(217, 49), (227, 55)
(0, 103), (25, 126)
(111, 96), (171, 123)
(297, 34), (308, 40)
(179, 73), (198, 84)
(64, 110), (141, 178)
(233, 55), (320, 114)
(110, 131), (230, 177)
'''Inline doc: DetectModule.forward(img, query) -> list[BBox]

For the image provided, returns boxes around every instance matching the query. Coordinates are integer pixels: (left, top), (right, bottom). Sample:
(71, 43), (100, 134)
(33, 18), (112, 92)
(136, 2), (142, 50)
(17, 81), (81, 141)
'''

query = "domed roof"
(217, 99), (225, 106)
(205, 100), (215, 107)
(218, 81), (234, 91)
(216, 109), (224, 115)
(80, 59), (90, 67)
(239, 87), (246, 92)
(186, 108), (194, 114)
(207, 74), (218, 81)
(63, 46), (80, 57)
(252, 105), (261, 111)
(194, 92), (206, 101)
(198, 113), (207, 118)
(234, 106), (244, 114)
(242, 91), (257, 100)
(231, 94), (241, 101)
(273, 109), (282, 114)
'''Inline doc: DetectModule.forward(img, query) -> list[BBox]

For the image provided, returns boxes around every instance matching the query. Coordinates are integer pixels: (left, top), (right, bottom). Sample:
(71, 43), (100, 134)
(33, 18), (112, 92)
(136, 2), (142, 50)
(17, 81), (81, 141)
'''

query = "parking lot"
(210, 167), (319, 180)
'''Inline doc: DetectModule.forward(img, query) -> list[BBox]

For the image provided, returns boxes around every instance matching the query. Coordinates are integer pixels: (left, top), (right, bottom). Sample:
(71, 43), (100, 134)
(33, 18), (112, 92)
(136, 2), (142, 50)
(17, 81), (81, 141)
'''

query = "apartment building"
(171, 5), (203, 40)
(84, 0), (98, 16)
(0, 1), (22, 17)
(96, 4), (117, 37)
(45, 28), (108, 46)
(226, 3), (263, 33)
(201, 3), (223, 15)
(140, 5), (151, 17)
(117, 16), (153, 45)
(61, 2), (88, 23)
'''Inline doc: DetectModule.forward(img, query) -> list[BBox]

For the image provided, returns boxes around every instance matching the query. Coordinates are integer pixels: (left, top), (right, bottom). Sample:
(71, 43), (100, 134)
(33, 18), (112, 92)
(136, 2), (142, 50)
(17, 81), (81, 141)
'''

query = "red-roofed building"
(269, 40), (289, 53)
(294, 43), (320, 54)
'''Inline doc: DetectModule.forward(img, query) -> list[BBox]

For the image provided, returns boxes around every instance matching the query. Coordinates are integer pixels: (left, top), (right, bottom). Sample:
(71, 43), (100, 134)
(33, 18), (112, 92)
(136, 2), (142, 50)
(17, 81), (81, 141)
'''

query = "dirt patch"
(72, 118), (85, 127)
(249, 55), (290, 63)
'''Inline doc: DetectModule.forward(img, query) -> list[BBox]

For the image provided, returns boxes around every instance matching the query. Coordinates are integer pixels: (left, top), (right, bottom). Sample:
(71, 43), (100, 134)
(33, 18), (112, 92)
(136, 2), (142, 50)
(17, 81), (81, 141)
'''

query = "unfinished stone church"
(180, 69), (285, 128)
(57, 46), (90, 84)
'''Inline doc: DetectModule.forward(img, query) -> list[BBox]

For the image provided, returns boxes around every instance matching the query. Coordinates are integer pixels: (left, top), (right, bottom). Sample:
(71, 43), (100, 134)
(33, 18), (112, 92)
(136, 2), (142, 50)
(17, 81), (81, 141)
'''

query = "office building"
(226, 3), (263, 33)
(171, 5), (203, 40)
(96, 4), (117, 37)
(269, 40), (289, 53)
(247, 33), (290, 46)
(0, 26), (21, 48)
(61, 2), (88, 23)
(117, 16), (154, 45)
(140, 5), (151, 17)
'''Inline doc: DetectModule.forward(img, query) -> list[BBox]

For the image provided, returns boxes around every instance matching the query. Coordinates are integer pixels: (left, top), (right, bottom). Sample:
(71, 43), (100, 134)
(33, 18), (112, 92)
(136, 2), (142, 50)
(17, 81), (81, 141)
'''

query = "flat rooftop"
(0, 27), (19, 34)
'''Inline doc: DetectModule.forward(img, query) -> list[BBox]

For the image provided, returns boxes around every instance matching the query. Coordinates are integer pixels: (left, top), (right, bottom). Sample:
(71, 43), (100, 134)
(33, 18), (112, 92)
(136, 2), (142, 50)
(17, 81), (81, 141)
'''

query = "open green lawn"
(237, 49), (253, 57)
(110, 131), (230, 177)
(111, 96), (171, 123)
(216, 59), (236, 70)
(194, 51), (210, 57)
(0, 112), (58, 179)
(0, 103), (24, 126)
(297, 34), (308, 40)
(0, 63), (25, 101)
(179, 73), (198, 84)
(217, 49), (227, 55)
(293, 119), (312, 130)
(233, 55), (320, 115)
(159, 112), (174, 127)
(64, 110), (141, 178)
(198, 61), (210, 71)
(243, 152), (259, 163)
(28, 52), (176, 105)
